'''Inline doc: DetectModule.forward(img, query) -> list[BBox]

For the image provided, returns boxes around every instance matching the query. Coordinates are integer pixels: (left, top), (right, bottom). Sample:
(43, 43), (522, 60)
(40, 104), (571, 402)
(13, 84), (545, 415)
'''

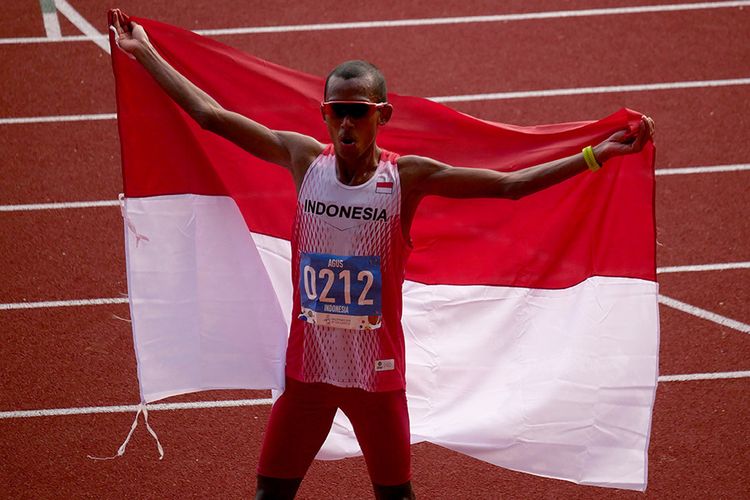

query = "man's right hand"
(110, 8), (149, 55)
(106, 9), (322, 185)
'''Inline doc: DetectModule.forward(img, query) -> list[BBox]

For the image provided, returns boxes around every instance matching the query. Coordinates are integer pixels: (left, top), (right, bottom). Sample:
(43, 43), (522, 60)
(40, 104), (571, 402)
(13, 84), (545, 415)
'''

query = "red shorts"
(258, 377), (411, 486)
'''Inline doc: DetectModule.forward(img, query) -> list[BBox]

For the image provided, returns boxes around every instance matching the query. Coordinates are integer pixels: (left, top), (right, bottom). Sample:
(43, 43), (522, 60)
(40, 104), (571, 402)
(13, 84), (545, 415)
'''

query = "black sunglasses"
(321, 101), (388, 120)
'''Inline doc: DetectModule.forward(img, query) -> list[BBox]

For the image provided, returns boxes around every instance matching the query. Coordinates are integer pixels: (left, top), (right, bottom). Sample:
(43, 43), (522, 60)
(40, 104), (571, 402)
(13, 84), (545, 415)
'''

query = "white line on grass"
(657, 262), (750, 274)
(659, 295), (750, 334)
(3, 1), (750, 45)
(2, 370), (748, 419)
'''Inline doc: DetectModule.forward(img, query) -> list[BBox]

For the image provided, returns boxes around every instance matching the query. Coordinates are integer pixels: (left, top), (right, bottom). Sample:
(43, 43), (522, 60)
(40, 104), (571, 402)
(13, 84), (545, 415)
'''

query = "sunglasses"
(321, 101), (388, 120)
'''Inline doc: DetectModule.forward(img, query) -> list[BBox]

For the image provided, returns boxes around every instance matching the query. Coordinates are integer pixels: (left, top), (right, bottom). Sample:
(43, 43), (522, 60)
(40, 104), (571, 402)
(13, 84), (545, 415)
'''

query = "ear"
(320, 103), (327, 123)
(378, 103), (393, 126)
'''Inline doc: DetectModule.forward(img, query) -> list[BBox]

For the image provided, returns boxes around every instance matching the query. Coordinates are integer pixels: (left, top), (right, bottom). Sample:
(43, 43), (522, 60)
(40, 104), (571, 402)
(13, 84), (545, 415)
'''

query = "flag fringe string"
(87, 403), (164, 461)
(119, 194), (150, 247)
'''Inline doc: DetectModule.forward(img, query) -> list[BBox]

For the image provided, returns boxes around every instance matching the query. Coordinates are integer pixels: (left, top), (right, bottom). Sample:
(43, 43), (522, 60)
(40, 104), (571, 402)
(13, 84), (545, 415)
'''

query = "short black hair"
(324, 60), (387, 103)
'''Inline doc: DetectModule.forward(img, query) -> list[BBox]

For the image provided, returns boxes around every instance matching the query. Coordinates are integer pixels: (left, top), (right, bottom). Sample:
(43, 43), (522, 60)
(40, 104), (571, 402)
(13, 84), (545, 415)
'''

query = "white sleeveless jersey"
(286, 145), (409, 392)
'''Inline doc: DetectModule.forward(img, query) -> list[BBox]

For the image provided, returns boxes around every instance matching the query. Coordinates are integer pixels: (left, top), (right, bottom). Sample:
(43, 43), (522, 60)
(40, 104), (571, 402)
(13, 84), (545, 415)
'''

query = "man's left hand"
(595, 115), (655, 164)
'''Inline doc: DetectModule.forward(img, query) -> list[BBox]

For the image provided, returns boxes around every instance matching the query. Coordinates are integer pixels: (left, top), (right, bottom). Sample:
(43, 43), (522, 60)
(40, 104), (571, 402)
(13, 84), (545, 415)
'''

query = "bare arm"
(399, 116), (655, 201)
(110, 9), (321, 179)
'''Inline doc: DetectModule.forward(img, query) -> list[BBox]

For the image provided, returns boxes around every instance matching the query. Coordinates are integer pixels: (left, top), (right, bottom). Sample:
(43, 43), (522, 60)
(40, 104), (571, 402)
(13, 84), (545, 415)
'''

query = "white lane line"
(659, 295), (750, 333)
(0, 298), (128, 311)
(197, 1), (750, 35)
(658, 370), (750, 382)
(3, 370), (749, 419)
(0, 162), (747, 213)
(39, 0), (61, 39)
(0, 398), (274, 419)
(657, 262), (750, 274)
(428, 78), (750, 102)
(0, 200), (120, 212)
(3, 262), (745, 313)
(53, 0), (109, 54)
(655, 164), (750, 175)
(2, 77), (750, 127)
(0, 113), (116, 125)
(42, 14), (62, 39)
(0, 36), (60, 44)
(2, 278), (748, 314)
(3, 0), (749, 45)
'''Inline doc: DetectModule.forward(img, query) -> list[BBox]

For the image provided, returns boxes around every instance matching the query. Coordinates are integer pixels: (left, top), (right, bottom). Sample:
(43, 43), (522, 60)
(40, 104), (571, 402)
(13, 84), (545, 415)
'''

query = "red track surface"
(1, 1), (748, 498)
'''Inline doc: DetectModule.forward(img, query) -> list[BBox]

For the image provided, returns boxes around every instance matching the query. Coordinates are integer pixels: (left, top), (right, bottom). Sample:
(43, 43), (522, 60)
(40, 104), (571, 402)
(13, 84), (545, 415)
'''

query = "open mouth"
(340, 137), (355, 146)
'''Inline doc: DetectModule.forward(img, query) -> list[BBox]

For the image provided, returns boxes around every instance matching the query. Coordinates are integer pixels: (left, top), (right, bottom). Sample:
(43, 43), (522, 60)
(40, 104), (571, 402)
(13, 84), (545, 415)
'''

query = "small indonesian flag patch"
(375, 177), (393, 194)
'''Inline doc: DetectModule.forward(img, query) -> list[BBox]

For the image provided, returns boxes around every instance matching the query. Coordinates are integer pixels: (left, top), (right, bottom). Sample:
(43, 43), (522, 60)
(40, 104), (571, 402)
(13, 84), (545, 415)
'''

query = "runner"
(110, 9), (654, 500)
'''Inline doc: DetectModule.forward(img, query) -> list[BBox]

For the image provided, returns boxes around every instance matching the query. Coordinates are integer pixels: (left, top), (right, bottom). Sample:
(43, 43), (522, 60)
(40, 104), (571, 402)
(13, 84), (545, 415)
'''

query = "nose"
(340, 115), (355, 128)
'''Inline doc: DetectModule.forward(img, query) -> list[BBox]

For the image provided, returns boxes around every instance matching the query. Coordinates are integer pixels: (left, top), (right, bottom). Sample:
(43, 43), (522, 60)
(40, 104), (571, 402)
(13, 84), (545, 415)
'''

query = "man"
(110, 9), (654, 500)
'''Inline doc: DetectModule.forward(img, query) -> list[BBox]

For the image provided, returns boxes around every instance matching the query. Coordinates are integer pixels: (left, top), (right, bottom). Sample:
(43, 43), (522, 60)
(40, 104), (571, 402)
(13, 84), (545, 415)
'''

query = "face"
(321, 76), (392, 161)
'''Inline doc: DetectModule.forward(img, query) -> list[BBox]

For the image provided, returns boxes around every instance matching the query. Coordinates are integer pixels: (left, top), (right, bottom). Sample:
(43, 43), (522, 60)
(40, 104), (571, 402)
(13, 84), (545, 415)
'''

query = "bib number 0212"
(298, 253), (382, 330)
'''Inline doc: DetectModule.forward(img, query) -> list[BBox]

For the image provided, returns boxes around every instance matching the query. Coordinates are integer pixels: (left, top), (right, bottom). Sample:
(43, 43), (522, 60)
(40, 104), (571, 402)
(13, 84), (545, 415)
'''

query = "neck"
(336, 145), (381, 186)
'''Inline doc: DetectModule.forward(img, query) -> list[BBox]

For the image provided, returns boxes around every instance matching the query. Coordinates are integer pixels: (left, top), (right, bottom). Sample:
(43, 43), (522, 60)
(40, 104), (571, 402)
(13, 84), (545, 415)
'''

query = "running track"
(1, 1), (748, 498)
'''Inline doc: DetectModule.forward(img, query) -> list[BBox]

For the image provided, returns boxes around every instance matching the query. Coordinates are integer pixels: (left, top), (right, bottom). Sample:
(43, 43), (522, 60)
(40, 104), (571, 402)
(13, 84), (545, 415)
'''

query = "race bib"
(298, 252), (382, 330)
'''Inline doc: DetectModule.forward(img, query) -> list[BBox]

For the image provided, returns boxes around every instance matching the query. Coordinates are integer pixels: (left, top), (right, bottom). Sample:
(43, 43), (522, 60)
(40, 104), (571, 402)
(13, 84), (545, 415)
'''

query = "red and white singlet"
(286, 145), (410, 392)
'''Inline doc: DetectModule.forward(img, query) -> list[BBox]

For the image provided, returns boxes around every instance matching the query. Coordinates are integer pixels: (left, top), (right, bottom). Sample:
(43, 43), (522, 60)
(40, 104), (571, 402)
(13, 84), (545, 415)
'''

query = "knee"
(255, 475), (302, 500)
(373, 481), (415, 500)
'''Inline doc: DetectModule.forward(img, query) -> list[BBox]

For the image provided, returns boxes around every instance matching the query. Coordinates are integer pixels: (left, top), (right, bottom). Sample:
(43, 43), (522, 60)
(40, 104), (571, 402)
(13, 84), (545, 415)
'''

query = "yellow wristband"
(582, 146), (601, 172)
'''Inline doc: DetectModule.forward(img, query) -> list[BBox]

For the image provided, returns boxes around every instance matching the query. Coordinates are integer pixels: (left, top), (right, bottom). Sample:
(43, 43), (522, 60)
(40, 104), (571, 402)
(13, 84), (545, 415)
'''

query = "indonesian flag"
(111, 17), (658, 491)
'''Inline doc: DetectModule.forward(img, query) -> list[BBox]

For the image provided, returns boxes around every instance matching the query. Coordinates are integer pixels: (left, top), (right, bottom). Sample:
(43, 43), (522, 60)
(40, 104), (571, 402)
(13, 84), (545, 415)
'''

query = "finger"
(632, 119), (648, 150)
(120, 12), (131, 36)
(112, 10), (122, 33)
(119, 9), (132, 29)
(117, 10), (126, 32)
(641, 115), (655, 138)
